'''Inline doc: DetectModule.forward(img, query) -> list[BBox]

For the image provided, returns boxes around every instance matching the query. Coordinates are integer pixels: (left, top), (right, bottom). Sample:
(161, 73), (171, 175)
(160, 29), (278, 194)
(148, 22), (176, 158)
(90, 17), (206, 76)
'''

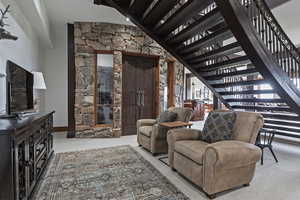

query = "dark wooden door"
(122, 55), (157, 135)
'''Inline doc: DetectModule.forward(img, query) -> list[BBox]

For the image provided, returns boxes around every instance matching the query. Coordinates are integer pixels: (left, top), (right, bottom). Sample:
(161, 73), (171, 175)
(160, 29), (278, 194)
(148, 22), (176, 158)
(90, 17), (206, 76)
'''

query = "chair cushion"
(174, 140), (209, 165)
(201, 111), (236, 143)
(157, 111), (177, 123)
(139, 126), (152, 137)
(168, 107), (193, 122)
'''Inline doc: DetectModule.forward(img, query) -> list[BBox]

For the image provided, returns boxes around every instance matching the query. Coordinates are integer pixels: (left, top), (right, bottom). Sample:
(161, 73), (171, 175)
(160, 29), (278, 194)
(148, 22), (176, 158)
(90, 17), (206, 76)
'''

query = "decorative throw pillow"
(157, 111), (177, 123)
(200, 111), (236, 143)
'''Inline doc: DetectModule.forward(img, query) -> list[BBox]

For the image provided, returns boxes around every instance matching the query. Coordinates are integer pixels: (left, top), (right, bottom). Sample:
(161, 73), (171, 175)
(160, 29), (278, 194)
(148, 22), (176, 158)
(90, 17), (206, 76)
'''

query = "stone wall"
(74, 22), (184, 138)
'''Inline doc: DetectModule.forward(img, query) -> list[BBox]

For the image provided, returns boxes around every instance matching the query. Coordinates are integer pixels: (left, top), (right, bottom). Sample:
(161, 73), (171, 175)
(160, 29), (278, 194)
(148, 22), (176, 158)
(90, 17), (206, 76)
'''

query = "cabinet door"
(0, 134), (14, 200)
(47, 115), (54, 155)
(35, 123), (48, 180)
(15, 133), (37, 200)
(27, 134), (36, 196)
(14, 139), (27, 200)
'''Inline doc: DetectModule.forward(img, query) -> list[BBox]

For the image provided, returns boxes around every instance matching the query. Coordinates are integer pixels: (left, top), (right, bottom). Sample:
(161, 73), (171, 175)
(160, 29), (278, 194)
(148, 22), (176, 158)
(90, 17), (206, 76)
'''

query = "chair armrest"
(152, 124), (169, 139)
(137, 119), (157, 128)
(167, 128), (202, 168)
(167, 128), (201, 144)
(203, 141), (261, 195)
(137, 119), (157, 146)
(204, 141), (261, 169)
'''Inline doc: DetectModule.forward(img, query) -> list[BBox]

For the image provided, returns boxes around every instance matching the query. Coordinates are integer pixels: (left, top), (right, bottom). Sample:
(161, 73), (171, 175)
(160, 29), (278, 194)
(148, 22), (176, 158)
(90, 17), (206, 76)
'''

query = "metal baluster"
(272, 32), (276, 58)
(287, 51), (291, 77)
(278, 42), (282, 68)
(264, 20), (268, 49)
(258, 12), (262, 39)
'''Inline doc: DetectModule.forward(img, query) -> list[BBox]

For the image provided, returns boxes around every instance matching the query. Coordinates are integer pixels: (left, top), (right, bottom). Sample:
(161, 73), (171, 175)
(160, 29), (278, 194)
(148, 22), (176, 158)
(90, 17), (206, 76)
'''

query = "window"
(95, 53), (114, 125)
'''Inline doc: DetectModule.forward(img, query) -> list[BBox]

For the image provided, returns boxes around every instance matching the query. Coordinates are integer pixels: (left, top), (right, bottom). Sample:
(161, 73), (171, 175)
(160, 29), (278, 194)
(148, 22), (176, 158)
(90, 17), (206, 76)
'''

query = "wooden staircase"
(98, 0), (300, 139)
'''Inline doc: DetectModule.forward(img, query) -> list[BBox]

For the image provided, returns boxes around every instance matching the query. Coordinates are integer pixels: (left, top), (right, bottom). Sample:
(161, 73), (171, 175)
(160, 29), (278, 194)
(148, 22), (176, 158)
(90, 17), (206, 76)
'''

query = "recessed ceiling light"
(126, 17), (130, 22)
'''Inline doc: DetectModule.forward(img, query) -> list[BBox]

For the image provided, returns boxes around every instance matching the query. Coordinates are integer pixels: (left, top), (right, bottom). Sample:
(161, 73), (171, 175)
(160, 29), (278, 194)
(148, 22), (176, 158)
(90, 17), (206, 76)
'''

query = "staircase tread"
(197, 55), (249, 71)
(143, 0), (180, 26)
(263, 125), (300, 133)
(185, 42), (243, 63)
(219, 89), (275, 95)
(178, 28), (232, 54)
(203, 68), (258, 80)
(233, 105), (290, 108)
(129, 0), (153, 16)
(211, 79), (267, 88)
(226, 98), (285, 103)
(156, 0), (214, 36)
(166, 8), (222, 44)
(232, 105), (291, 112)
(264, 120), (300, 128)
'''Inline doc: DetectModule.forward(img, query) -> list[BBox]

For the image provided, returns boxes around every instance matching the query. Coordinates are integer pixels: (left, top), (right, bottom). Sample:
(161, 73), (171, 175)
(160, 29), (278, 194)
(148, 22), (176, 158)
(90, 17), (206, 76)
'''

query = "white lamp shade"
(32, 72), (47, 90)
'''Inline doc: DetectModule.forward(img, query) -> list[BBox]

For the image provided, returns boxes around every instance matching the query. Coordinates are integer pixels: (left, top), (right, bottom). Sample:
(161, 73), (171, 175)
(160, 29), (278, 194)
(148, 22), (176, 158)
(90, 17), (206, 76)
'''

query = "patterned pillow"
(157, 111), (177, 123)
(200, 111), (236, 143)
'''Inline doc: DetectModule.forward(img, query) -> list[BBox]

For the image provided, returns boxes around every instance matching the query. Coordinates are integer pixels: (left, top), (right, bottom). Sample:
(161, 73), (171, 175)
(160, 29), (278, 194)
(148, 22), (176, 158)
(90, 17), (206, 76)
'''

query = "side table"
(159, 121), (193, 129)
(158, 121), (193, 166)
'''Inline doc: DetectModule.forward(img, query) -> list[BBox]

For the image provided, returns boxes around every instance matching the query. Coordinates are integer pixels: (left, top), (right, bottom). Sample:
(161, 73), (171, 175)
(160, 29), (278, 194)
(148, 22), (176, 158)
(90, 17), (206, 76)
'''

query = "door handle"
(137, 90), (140, 106)
(141, 90), (145, 106)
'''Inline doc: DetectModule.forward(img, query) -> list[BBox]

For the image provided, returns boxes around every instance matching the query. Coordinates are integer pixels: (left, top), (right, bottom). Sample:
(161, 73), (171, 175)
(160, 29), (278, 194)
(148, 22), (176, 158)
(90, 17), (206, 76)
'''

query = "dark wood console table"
(0, 112), (55, 200)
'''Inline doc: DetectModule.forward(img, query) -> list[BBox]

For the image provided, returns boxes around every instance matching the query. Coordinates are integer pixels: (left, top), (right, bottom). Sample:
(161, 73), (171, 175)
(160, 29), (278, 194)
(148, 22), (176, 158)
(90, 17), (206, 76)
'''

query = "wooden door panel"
(140, 66), (155, 119)
(122, 58), (138, 136)
(122, 55), (157, 135)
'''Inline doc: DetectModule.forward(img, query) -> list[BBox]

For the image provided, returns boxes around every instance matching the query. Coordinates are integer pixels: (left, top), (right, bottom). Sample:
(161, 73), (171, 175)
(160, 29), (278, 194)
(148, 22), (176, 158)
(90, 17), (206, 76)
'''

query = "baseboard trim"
(53, 127), (69, 132)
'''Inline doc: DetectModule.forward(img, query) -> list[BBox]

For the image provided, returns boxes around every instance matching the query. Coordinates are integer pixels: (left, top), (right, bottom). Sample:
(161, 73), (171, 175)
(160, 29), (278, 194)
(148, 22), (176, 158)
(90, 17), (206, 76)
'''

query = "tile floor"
(53, 124), (300, 200)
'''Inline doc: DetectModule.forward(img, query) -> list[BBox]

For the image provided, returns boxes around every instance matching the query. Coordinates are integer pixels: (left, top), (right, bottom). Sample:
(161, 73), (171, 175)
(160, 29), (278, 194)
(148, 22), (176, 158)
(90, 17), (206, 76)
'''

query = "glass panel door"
(95, 54), (113, 125)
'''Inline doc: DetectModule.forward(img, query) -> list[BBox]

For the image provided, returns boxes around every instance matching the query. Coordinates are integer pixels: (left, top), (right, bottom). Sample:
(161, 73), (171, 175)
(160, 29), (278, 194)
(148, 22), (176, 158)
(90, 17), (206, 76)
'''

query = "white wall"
(0, 1), (43, 114)
(273, 0), (300, 45)
(43, 27), (116, 127)
(44, 27), (68, 126)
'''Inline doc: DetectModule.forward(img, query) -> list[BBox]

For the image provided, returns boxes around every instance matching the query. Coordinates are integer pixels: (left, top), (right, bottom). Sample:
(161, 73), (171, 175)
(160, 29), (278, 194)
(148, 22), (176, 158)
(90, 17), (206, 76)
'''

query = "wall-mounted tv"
(6, 61), (34, 114)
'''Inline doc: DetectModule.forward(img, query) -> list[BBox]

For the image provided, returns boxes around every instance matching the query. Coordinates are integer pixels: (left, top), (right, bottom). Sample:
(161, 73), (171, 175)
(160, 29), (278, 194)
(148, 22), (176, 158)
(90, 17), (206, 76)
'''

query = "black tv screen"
(6, 61), (34, 114)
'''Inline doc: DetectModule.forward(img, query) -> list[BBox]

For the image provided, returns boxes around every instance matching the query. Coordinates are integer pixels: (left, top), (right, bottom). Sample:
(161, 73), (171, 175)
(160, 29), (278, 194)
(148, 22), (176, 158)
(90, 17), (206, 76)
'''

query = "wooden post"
(67, 24), (76, 138)
(213, 95), (219, 110)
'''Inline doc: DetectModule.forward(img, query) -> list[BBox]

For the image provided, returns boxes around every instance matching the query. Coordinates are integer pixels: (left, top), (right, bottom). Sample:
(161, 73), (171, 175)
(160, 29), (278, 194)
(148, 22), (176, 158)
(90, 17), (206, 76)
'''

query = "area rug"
(33, 145), (189, 200)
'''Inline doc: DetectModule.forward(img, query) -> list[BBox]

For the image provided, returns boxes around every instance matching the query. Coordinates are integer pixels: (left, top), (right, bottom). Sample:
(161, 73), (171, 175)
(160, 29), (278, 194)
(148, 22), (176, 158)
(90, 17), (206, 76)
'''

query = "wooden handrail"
(216, 0), (300, 114)
(240, 0), (300, 88)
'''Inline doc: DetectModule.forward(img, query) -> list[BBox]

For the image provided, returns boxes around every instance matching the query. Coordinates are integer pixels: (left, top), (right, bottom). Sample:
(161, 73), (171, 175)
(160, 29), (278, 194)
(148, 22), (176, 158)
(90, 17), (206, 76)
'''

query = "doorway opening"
(122, 53), (159, 136)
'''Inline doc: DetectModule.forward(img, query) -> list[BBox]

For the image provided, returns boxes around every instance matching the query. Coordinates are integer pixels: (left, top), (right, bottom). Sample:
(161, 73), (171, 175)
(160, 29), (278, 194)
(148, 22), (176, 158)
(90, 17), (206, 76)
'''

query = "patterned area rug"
(33, 146), (189, 200)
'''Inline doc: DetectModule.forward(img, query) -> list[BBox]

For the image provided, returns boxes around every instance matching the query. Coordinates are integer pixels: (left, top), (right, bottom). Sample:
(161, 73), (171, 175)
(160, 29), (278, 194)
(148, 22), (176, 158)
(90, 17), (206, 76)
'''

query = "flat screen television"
(6, 61), (34, 115)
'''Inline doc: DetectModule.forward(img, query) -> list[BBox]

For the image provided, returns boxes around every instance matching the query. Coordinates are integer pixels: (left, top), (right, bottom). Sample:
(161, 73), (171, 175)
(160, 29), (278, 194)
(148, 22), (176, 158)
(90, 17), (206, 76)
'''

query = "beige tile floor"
(53, 125), (300, 200)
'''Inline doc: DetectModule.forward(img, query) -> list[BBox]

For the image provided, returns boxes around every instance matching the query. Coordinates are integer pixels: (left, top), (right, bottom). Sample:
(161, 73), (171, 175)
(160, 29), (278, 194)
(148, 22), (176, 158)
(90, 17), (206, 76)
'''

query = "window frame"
(94, 50), (114, 127)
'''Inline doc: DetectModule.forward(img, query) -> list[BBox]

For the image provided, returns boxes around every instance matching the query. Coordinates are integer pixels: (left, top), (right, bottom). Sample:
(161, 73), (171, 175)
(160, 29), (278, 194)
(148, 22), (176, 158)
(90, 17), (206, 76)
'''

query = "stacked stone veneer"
(74, 22), (184, 138)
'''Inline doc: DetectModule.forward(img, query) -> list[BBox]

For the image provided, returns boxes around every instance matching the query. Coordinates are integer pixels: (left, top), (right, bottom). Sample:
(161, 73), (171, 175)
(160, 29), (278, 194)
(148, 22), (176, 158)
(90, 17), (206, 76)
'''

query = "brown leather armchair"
(167, 111), (263, 198)
(137, 107), (193, 155)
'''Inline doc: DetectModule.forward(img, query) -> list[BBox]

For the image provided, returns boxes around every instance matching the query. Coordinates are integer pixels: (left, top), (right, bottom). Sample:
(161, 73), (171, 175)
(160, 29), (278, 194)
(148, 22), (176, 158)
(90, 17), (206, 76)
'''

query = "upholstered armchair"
(137, 107), (193, 155)
(167, 111), (264, 198)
